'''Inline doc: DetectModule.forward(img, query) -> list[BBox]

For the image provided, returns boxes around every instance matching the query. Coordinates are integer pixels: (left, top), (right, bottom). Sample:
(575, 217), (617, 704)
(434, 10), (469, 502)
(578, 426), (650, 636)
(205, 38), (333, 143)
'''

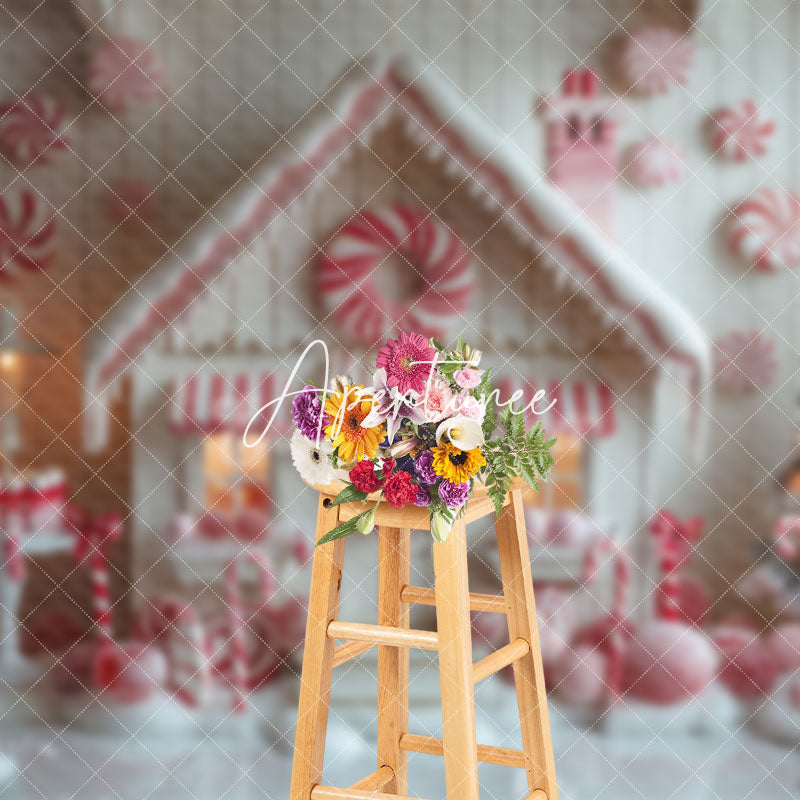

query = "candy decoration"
(318, 206), (474, 344)
(650, 511), (704, 621)
(713, 622), (781, 700)
(87, 37), (166, 115)
(161, 602), (210, 707)
(728, 187), (800, 272)
(0, 94), (69, 165)
(622, 621), (717, 704)
(627, 137), (685, 188)
(714, 329), (779, 391)
(622, 26), (695, 95)
(93, 641), (168, 704)
(0, 188), (56, 276)
(765, 623), (800, 673)
(226, 559), (249, 713)
(551, 644), (608, 708)
(710, 101), (775, 162)
(0, 483), (25, 581)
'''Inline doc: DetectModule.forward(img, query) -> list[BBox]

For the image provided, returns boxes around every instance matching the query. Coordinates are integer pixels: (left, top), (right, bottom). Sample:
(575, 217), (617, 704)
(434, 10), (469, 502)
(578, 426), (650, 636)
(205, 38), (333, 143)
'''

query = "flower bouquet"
(289, 333), (556, 544)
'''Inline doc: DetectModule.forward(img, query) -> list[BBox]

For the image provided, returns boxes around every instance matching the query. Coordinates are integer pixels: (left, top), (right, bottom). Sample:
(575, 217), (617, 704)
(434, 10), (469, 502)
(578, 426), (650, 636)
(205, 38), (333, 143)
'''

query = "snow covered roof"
(84, 55), (710, 450)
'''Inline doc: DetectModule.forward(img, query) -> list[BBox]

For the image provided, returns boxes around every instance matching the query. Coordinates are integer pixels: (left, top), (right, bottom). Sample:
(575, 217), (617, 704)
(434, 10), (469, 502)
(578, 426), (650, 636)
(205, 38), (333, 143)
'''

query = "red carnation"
(349, 460), (383, 493)
(383, 470), (417, 509)
(381, 458), (396, 478)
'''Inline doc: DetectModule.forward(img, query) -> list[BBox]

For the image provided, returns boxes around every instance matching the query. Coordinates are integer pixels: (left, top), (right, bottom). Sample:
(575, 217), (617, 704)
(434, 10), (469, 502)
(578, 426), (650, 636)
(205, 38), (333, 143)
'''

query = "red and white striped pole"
(226, 559), (248, 714)
(650, 511), (703, 621)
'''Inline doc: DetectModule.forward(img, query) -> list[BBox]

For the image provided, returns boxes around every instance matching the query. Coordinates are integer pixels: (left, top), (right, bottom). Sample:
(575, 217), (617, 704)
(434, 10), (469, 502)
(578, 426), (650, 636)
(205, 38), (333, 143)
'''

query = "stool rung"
(400, 585), (507, 614)
(349, 765), (393, 791)
(327, 620), (438, 651)
(399, 733), (527, 769)
(311, 787), (430, 800)
(332, 640), (375, 668)
(472, 638), (530, 684)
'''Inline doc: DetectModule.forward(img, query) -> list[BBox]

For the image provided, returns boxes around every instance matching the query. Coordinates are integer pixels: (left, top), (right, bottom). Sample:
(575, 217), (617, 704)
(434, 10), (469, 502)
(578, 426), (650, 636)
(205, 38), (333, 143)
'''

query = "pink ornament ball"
(551, 645), (608, 708)
(51, 641), (95, 694)
(713, 625), (781, 700)
(676, 575), (712, 626)
(766, 623), (800, 674)
(93, 641), (168, 704)
(623, 621), (717, 705)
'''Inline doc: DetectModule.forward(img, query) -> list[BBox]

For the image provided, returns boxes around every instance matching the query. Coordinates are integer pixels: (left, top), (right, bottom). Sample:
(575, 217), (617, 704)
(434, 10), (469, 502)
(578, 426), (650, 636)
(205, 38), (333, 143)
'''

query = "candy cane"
(167, 604), (210, 708)
(650, 511), (703, 621)
(583, 536), (630, 703)
(67, 508), (122, 641)
(225, 559), (248, 713)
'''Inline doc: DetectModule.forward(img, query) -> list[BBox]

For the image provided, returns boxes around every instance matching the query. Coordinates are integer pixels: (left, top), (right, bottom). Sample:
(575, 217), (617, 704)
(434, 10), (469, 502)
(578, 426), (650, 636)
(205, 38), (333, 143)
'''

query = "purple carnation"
(438, 479), (470, 509)
(413, 484), (431, 507)
(414, 450), (437, 485)
(292, 385), (328, 441)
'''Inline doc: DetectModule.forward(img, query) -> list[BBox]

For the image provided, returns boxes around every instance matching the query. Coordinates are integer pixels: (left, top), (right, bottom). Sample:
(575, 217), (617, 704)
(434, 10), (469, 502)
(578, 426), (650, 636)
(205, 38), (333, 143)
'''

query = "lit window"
(203, 432), (270, 514)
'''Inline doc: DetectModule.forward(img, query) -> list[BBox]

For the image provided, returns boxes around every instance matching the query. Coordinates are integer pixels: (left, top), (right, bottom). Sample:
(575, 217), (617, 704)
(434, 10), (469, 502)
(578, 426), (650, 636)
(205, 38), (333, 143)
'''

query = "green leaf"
(316, 509), (373, 545)
(330, 484), (370, 507)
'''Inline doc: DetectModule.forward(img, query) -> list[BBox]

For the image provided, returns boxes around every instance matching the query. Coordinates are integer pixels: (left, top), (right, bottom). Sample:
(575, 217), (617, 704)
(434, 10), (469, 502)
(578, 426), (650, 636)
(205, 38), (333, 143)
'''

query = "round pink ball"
(715, 630), (781, 700)
(552, 645), (608, 708)
(766, 623), (800, 673)
(94, 642), (168, 704)
(623, 621), (717, 705)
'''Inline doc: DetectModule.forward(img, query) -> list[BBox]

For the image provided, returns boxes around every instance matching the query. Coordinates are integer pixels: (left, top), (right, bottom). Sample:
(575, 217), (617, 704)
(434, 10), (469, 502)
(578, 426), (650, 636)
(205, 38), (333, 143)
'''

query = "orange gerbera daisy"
(324, 384), (385, 463)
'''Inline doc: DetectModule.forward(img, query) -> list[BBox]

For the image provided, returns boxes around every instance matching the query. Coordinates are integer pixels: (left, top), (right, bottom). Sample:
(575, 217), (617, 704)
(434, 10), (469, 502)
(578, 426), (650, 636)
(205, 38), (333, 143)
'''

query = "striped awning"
(170, 370), (281, 436)
(497, 376), (616, 438)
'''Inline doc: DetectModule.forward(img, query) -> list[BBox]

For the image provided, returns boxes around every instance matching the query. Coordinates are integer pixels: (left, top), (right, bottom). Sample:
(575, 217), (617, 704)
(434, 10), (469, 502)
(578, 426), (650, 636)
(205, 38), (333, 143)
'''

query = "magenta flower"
(376, 333), (436, 395)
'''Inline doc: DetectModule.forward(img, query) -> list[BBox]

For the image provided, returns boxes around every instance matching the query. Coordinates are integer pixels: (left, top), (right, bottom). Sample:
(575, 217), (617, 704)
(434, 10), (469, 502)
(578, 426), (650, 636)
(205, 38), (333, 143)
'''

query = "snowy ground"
(1, 670), (798, 800)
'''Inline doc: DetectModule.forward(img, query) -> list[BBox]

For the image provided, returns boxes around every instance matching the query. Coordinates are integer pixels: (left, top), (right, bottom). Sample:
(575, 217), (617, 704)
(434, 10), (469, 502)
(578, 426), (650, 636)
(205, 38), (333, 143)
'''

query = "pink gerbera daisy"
(376, 332), (436, 395)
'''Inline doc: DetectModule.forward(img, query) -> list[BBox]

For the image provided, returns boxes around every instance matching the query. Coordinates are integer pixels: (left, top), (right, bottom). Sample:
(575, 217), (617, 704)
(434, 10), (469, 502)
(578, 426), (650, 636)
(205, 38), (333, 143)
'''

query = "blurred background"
(0, 0), (799, 797)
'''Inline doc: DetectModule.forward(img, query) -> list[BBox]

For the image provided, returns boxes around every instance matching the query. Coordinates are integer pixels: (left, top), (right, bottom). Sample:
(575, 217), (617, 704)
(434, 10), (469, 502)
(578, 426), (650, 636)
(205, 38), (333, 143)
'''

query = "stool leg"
(290, 496), (346, 800)
(433, 518), (480, 800)
(496, 489), (558, 800)
(377, 526), (411, 793)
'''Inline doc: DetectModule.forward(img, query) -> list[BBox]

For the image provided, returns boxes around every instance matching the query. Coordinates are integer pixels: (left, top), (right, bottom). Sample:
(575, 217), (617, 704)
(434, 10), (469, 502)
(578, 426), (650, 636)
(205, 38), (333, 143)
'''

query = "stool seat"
(289, 485), (559, 800)
(304, 476), (527, 529)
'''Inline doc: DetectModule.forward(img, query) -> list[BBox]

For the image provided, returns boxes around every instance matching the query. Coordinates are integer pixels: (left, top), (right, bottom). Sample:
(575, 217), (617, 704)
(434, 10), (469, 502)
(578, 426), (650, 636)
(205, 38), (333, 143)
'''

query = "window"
(521, 434), (583, 512)
(203, 432), (270, 514)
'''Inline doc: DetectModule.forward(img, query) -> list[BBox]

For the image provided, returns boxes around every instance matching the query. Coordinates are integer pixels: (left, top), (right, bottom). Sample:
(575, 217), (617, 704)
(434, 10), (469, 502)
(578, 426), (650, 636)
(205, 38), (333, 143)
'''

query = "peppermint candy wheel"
(87, 37), (165, 115)
(728, 187), (800, 272)
(0, 94), (69, 165)
(622, 26), (694, 95)
(710, 100), (775, 162)
(714, 329), (779, 391)
(0, 188), (56, 275)
(627, 137), (685, 188)
(319, 206), (474, 343)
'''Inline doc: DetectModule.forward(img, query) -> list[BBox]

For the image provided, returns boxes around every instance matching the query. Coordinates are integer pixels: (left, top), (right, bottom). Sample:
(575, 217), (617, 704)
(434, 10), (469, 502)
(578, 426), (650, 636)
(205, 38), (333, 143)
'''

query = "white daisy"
(290, 428), (336, 485)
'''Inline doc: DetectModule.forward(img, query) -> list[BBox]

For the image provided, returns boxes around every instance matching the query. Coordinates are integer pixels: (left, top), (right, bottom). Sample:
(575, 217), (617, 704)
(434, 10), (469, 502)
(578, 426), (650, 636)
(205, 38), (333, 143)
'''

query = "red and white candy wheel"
(0, 188), (56, 275)
(318, 206), (474, 343)
(87, 37), (165, 115)
(0, 94), (69, 166)
(627, 137), (685, 188)
(714, 329), (779, 391)
(622, 26), (694, 95)
(710, 101), (775, 162)
(728, 187), (800, 272)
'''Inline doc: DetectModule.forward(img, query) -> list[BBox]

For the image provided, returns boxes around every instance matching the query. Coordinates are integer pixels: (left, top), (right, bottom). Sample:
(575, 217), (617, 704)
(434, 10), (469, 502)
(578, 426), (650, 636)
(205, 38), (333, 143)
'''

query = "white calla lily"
(435, 415), (484, 450)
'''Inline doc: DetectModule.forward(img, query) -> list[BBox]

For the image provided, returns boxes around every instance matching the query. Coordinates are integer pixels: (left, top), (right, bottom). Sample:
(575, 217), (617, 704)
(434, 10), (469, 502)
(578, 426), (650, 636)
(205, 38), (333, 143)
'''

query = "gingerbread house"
(82, 56), (710, 613)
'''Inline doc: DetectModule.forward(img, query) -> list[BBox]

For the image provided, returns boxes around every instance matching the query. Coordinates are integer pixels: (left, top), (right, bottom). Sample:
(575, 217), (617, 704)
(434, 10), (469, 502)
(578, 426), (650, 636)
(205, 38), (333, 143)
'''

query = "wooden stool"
(289, 483), (558, 800)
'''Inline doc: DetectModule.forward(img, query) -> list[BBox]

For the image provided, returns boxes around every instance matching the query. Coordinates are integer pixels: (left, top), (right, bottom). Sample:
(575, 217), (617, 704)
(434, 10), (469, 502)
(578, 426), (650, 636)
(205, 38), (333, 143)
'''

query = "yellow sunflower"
(431, 442), (486, 484)
(324, 385), (384, 463)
